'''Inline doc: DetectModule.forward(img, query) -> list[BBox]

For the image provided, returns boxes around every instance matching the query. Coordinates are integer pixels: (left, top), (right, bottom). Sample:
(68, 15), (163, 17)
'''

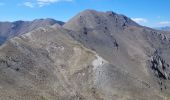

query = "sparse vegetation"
(0, 9), (170, 100)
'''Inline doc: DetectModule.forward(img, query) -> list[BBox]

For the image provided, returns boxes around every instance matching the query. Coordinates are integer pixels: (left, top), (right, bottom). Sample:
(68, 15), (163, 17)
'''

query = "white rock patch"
(92, 55), (107, 70)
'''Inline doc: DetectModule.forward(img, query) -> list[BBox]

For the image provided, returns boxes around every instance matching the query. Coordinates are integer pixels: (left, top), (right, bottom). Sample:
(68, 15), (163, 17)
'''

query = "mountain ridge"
(0, 9), (170, 100)
(0, 18), (64, 44)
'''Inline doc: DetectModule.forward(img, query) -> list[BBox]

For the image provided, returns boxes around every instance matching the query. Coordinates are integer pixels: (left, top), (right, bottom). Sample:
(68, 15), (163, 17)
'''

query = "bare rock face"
(150, 51), (170, 80)
(64, 10), (170, 99)
(0, 10), (170, 100)
(0, 18), (64, 44)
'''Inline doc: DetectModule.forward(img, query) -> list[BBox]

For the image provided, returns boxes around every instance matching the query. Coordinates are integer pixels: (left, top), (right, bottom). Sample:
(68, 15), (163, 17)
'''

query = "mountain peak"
(81, 9), (98, 13)
(1, 9), (170, 100)
(64, 9), (139, 33)
(106, 11), (117, 16)
(80, 9), (117, 16)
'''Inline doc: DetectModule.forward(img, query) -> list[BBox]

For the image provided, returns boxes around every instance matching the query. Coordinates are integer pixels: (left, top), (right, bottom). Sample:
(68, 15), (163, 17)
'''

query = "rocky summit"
(0, 10), (170, 100)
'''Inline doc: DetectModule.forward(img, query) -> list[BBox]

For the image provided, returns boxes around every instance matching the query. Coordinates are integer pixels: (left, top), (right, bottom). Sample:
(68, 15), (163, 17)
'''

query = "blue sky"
(0, 0), (169, 27)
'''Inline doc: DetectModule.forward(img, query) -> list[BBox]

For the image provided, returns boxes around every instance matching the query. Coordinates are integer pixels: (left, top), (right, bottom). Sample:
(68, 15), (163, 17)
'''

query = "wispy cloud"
(131, 18), (148, 23)
(23, 2), (35, 8)
(22, 0), (73, 7)
(158, 21), (170, 26)
(37, 0), (73, 7)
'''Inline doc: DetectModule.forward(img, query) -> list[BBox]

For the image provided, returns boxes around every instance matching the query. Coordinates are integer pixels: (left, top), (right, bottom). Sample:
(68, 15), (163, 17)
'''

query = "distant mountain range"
(0, 18), (64, 44)
(0, 10), (170, 100)
(154, 26), (170, 31)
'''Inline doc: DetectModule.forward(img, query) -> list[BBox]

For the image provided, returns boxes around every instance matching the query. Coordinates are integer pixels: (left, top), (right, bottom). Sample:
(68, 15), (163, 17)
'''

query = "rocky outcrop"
(150, 51), (170, 80)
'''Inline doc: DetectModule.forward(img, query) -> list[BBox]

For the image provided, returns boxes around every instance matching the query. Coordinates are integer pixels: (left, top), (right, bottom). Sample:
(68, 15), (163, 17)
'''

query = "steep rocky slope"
(0, 18), (64, 44)
(0, 10), (170, 100)
(0, 26), (97, 100)
(64, 10), (170, 99)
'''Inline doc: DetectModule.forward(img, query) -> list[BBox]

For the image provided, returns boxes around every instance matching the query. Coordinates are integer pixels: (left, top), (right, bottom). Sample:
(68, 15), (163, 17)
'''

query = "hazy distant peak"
(32, 18), (64, 25)
(0, 18), (65, 44)
(154, 26), (170, 31)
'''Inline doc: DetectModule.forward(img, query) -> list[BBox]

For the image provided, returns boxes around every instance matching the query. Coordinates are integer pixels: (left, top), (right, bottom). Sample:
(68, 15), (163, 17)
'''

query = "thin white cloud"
(22, 0), (72, 8)
(37, 0), (73, 7)
(131, 18), (148, 23)
(23, 2), (35, 8)
(158, 21), (170, 26)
